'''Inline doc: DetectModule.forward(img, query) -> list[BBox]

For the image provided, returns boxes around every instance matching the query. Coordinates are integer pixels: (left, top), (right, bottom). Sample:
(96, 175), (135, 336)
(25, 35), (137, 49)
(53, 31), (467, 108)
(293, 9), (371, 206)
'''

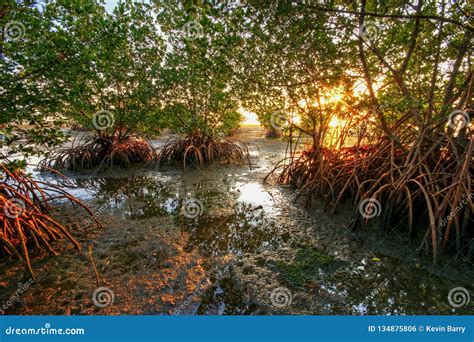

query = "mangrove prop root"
(1, 163), (102, 277)
(157, 134), (251, 168)
(269, 122), (473, 263)
(39, 135), (155, 171)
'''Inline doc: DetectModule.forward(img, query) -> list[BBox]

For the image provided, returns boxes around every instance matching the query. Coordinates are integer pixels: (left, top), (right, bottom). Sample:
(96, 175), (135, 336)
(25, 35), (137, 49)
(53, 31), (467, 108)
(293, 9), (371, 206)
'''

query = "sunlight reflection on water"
(236, 182), (274, 209)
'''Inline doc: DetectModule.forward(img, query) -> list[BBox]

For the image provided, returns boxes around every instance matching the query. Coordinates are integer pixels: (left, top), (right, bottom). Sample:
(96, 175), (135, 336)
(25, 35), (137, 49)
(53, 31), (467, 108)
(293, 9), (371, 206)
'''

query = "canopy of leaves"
(154, 0), (244, 137)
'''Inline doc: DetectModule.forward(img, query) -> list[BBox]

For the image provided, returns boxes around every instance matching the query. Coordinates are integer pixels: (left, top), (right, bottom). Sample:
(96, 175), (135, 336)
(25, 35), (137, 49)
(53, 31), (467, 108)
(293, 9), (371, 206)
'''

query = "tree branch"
(307, 5), (473, 32)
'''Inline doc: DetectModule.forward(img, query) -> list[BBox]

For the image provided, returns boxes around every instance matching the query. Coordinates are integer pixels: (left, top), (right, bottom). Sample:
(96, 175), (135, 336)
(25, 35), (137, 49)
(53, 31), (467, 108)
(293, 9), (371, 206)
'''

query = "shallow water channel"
(0, 127), (472, 315)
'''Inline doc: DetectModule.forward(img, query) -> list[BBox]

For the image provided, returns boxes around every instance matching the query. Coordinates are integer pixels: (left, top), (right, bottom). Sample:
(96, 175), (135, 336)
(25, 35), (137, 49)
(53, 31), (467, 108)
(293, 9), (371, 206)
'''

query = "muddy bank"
(0, 127), (472, 315)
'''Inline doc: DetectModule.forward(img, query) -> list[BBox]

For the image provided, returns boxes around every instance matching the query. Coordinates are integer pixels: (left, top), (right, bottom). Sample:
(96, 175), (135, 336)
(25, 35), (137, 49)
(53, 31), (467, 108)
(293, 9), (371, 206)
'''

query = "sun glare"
(328, 116), (345, 128)
(300, 89), (346, 109)
(330, 93), (343, 102)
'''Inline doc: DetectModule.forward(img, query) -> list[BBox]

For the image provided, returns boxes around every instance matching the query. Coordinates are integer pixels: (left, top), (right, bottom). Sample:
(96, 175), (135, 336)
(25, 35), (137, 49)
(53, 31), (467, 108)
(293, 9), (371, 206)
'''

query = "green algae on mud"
(275, 246), (338, 288)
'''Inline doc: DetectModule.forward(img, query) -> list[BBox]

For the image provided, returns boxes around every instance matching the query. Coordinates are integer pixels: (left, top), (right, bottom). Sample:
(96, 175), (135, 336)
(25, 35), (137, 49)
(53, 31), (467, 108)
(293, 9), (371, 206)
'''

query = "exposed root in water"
(268, 122), (473, 263)
(157, 134), (251, 169)
(266, 128), (283, 138)
(40, 135), (155, 171)
(0, 162), (102, 277)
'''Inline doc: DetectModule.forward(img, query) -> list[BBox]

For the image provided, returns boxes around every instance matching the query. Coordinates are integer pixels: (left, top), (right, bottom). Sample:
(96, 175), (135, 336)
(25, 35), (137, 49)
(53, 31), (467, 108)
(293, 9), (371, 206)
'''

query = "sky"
(103, 0), (150, 13)
(104, 0), (119, 13)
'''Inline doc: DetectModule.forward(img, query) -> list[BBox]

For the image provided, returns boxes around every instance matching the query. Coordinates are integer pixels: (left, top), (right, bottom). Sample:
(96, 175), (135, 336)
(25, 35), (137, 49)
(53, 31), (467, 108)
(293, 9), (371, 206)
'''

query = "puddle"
(186, 202), (284, 257)
(236, 182), (275, 212)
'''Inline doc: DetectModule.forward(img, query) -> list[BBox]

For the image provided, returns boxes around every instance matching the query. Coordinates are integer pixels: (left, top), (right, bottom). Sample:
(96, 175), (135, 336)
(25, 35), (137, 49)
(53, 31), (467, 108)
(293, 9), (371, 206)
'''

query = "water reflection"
(236, 182), (275, 211)
(186, 202), (284, 257)
(65, 175), (285, 258)
(197, 276), (258, 315)
(73, 176), (180, 219)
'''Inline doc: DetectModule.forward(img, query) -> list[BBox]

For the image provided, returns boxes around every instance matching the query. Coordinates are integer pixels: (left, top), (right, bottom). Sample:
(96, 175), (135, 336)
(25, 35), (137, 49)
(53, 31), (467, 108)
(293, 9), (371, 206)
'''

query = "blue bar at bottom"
(0, 316), (472, 342)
